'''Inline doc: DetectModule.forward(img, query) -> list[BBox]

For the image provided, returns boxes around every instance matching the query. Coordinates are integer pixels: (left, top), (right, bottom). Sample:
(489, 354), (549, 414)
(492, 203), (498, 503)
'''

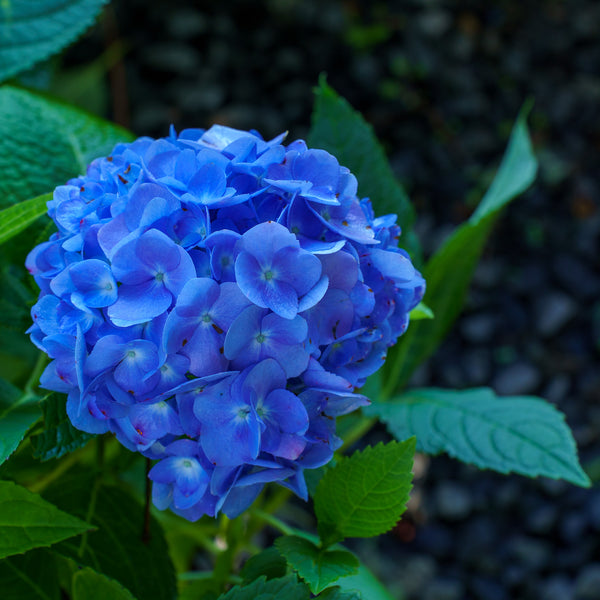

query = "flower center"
(263, 269), (274, 281)
(155, 271), (165, 282)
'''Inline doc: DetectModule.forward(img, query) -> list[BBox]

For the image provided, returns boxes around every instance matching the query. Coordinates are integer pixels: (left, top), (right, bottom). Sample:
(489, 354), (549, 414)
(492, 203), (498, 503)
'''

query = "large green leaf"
(317, 586), (362, 600)
(72, 567), (137, 600)
(0, 384), (41, 464)
(0, 193), (51, 245)
(275, 535), (359, 595)
(0, 549), (61, 600)
(218, 575), (310, 600)
(334, 563), (397, 600)
(240, 546), (288, 584)
(307, 77), (420, 260)
(31, 393), (94, 461)
(314, 439), (415, 547)
(0, 85), (134, 208)
(44, 475), (176, 600)
(0, 1), (108, 83)
(366, 387), (590, 487)
(383, 106), (538, 395)
(0, 480), (91, 559)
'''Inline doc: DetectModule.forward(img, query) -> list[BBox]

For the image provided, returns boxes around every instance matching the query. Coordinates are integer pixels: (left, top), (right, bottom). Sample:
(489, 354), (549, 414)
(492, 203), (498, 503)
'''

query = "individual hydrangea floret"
(27, 125), (425, 521)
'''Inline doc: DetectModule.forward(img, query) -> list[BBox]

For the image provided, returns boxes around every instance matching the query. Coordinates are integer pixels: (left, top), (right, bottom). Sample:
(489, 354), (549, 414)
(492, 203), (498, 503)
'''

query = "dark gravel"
(66, 1), (600, 598)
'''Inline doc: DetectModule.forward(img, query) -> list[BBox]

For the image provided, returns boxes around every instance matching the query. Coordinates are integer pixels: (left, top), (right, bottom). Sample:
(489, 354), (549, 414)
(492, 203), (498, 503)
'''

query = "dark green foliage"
(307, 77), (420, 260)
(0, 480), (91, 559)
(0, 549), (62, 600)
(31, 393), (94, 461)
(43, 475), (176, 600)
(217, 575), (311, 600)
(0, 378), (40, 464)
(0, 1), (109, 83)
(0, 86), (133, 208)
(240, 546), (288, 583)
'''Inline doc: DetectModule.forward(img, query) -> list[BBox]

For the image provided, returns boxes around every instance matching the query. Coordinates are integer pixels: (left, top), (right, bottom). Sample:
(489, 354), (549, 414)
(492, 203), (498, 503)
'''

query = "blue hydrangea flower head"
(27, 125), (425, 520)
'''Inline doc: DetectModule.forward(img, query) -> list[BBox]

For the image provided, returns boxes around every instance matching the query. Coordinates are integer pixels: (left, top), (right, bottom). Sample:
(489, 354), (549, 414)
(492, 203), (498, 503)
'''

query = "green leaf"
(0, 193), (51, 245)
(408, 302), (434, 321)
(0, 548), (61, 599)
(0, 379), (41, 464)
(471, 99), (537, 223)
(240, 546), (288, 584)
(0, 1), (109, 83)
(0, 480), (91, 559)
(275, 535), (359, 595)
(0, 85), (134, 208)
(383, 106), (538, 394)
(366, 387), (591, 487)
(31, 393), (94, 461)
(72, 567), (137, 600)
(307, 76), (420, 260)
(314, 440), (415, 547)
(334, 563), (397, 600)
(43, 475), (176, 600)
(217, 575), (310, 600)
(317, 586), (362, 599)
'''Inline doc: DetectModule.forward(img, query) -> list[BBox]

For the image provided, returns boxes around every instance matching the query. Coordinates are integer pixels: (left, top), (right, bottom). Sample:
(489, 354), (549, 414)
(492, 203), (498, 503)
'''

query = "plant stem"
(339, 416), (377, 451)
(250, 509), (294, 536)
(27, 450), (80, 493)
(24, 351), (47, 396)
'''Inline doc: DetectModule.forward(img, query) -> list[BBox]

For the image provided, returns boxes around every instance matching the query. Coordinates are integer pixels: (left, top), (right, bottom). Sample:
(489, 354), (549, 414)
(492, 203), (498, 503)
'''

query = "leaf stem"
(27, 450), (80, 493)
(339, 416), (377, 451)
(24, 351), (47, 396)
(249, 508), (294, 536)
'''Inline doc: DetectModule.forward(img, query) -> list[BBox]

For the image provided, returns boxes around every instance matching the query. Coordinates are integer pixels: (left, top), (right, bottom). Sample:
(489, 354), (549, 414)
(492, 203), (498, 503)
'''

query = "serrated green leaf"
(334, 563), (397, 600)
(409, 302), (434, 321)
(0, 548), (61, 600)
(317, 585), (362, 600)
(366, 387), (590, 487)
(314, 440), (415, 547)
(307, 76), (420, 260)
(43, 475), (176, 600)
(217, 575), (311, 600)
(0, 480), (92, 559)
(0, 1), (108, 83)
(72, 567), (137, 600)
(240, 546), (288, 584)
(0, 193), (51, 245)
(0, 381), (41, 464)
(275, 535), (359, 595)
(0, 86), (134, 208)
(31, 392), (93, 461)
(383, 106), (538, 395)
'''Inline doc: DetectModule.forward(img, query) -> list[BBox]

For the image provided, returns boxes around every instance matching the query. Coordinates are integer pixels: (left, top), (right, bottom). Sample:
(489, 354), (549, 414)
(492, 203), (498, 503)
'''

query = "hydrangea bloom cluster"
(27, 125), (425, 520)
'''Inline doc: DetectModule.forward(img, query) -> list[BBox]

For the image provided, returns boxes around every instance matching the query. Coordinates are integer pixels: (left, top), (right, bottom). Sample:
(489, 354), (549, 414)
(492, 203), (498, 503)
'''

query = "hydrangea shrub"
(26, 125), (424, 520)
